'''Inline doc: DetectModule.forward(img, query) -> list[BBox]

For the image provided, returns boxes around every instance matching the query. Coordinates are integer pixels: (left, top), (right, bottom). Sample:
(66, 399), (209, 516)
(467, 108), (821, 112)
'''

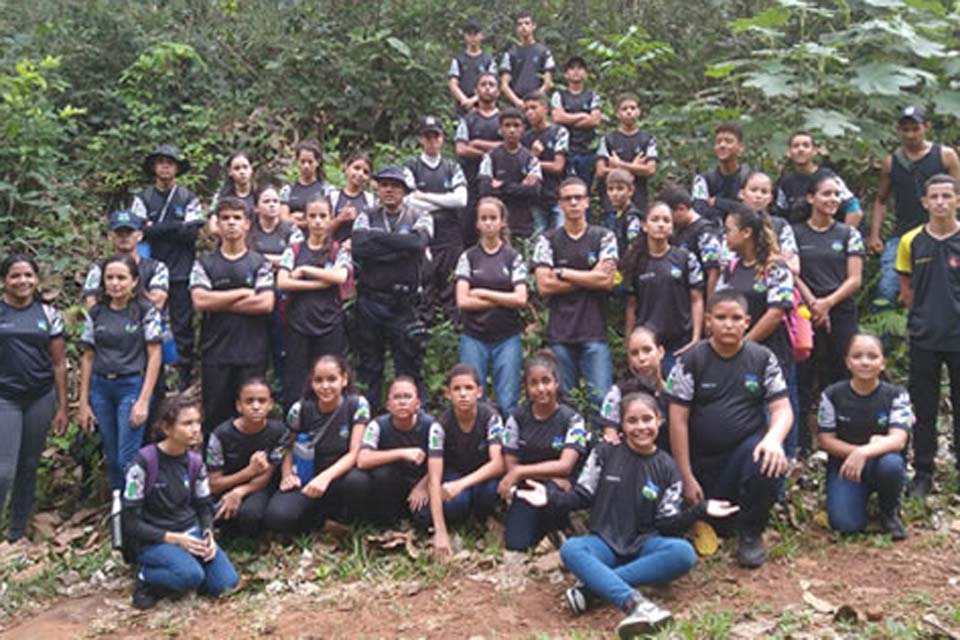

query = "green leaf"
(705, 62), (736, 79)
(862, 0), (905, 7)
(850, 63), (935, 96)
(904, 0), (946, 14)
(802, 109), (862, 137)
(730, 6), (790, 33)
(743, 70), (797, 98)
(933, 90), (960, 118)
(385, 37), (411, 58)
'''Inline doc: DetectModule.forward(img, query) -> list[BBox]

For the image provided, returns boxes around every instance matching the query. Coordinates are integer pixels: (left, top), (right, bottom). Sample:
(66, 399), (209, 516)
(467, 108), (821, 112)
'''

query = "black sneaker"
(736, 532), (766, 569)
(132, 578), (159, 610)
(616, 594), (672, 638)
(907, 472), (932, 500)
(880, 510), (908, 541)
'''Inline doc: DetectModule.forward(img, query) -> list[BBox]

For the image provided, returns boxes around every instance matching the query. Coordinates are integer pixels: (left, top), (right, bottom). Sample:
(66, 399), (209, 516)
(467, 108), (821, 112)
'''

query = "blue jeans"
(560, 534), (697, 610)
(826, 453), (905, 533)
(876, 236), (901, 305)
(137, 528), (238, 596)
(90, 373), (146, 491)
(504, 480), (570, 551)
(460, 333), (523, 415)
(551, 341), (613, 412)
(532, 204), (563, 237)
(414, 472), (499, 529)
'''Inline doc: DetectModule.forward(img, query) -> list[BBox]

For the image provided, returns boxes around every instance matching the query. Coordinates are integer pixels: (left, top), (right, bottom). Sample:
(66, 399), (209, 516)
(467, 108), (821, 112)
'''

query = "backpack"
(726, 257), (813, 363)
(114, 443), (203, 563)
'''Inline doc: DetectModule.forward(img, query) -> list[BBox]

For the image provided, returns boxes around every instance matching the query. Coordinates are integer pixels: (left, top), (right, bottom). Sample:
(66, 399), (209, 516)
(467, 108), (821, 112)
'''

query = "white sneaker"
(564, 582), (588, 616)
(616, 594), (672, 638)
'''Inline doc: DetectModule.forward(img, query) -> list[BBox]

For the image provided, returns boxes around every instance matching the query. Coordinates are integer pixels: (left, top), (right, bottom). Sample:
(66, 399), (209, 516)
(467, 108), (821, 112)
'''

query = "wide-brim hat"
(143, 144), (191, 175)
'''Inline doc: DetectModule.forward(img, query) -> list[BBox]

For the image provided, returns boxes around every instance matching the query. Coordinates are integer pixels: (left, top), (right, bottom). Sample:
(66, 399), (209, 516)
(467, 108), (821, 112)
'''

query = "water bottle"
(110, 489), (123, 550)
(292, 432), (315, 481)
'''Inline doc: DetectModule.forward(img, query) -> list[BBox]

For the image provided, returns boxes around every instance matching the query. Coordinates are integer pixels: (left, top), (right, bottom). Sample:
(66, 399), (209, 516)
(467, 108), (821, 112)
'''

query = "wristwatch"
(556, 268), (565, 281)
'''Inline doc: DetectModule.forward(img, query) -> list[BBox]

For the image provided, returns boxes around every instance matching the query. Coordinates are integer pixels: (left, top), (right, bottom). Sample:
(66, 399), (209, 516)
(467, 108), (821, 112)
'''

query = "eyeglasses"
(559, 194), (588, 203)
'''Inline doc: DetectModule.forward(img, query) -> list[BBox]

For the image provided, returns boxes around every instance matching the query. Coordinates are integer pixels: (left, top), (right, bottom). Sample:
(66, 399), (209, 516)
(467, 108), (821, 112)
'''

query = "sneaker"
(880, 510), (908, 541)
(564, 582), (589, 617)
(690, 520), (719, 557)
(616, 594), (672, 638)
(736, 531), (766, 569)
(132, 578), (159, 610)
(907, 472), (933, 500)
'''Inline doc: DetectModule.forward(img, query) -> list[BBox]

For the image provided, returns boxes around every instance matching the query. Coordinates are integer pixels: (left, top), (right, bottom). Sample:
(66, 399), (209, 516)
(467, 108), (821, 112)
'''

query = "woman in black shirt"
(280, 140), (332, 229)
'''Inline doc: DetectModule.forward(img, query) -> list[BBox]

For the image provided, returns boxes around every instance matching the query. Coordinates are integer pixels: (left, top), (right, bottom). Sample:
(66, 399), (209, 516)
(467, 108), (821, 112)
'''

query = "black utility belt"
(95, 371), (142, 380)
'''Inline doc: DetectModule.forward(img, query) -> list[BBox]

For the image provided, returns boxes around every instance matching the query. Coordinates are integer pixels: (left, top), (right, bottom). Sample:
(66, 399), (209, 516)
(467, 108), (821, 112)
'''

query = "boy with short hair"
(604, 168), (643, 256)
(455, 72), (502, 246)
(448, 19), (498, 115)
(595, 94), (657, 216)
(666, 290), (792, 568)
(691, 123), (752, 224)
(522, 92), (568, 234)
(774, 131), (862, 225)
(871, 106), (960, 307)
(478, 108), (542, 240)
(896, 173), (960, 499)
(500, 11), (555, 109)
(551, 56), (602, 191)
(660, 184), (722, 299)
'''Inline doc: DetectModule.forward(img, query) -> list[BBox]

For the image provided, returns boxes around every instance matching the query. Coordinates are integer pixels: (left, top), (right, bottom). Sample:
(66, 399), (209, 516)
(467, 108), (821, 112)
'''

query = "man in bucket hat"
(131, 144), (204, 389)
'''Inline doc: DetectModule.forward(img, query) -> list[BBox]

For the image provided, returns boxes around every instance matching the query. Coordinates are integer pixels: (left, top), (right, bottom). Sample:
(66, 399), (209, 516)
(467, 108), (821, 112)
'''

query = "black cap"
(463, 18), (482, 32)
(419, 115), (444, 136)
(143, 144), (191, 175)
(564, 55), (589, 71)
(898, 105), (927, 124)
(109, 210), (142, 231)
(373, 166), (412, 191)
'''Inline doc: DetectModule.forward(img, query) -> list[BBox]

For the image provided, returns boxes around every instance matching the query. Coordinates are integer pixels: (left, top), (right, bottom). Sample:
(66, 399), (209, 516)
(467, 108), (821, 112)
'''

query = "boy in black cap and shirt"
(479, 108), (542, 240)
(448, 19), (498, 115)
(500, 11), (555, 109)
(352, 167), (434, 409)
(455, 72), (502, 246)
(132, 144), (204, 387)
(870, 105), (960, 307)
(405, 116), (468, 322)
(551, 57), (602, 193)
(522, 92), (569, 235)
(691, 122), (752, 224)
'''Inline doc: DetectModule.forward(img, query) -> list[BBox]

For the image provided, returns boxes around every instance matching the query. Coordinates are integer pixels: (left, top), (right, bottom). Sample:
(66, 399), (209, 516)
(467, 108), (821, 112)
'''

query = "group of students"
(3, 10), (960, 637)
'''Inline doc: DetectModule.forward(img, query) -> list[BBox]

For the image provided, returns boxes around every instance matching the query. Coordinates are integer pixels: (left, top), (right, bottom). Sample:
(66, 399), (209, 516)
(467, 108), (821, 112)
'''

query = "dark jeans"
(168, 281), (195, 384)
(504, 480), (570, 551)
(909, 345), (960, 474)
(0, 389), (56, 541)
(283, 326), (346, 409)
(354, 293), (425, 410)
(264, 468), (373, 533)
(216, 487), (274, 539)
(413, 472), (499, 529)
(367, 462), (425, 527)
(826, 453), (905, 533)
(692, 432), (778, 536)
(200, 364), (265, 440)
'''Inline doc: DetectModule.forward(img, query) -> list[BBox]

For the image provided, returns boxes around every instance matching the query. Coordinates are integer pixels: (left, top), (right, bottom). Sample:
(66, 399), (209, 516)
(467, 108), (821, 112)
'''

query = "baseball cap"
(898, 105), (927, 124)
(109, 210), (142, 231)
(419, 115), (444, 136)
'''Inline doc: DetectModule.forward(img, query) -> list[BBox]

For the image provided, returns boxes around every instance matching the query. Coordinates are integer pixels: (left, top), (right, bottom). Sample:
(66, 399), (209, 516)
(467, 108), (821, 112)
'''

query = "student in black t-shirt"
(517, 392), (738, 636)
(78, 255), (163, 491)
(277, 197), (351, 409)
(279, 140), (333, 229)
(500, 351), (589, 552)
(691, 122), (751, 224)
(774, 131), (861, 226)
(448, 19), (498, 115)
(896, 174), (960, 499)
(329, 151), (375, 244)
(190, 197), (275, 438)
(533, 178), (618, 413)
(817, 334), (912, 539)
(406, 116), (469, 323)
(0, 255), (68, 542)
(604, 168), (643, 257)
(598, 326), (667, 445)
(264, 355), (372, 533)
(660, 184), (723, 299)
(793, 175), (864, 456)
(357, 377), (438, 526)
(455, 72), (502, 246)
(622, 203), (704, 377)
(131, 144), (203, 388)
(522, 92), (568, 235)
(455, 197), (529, 415)
(208, 151), (256, 232)
(207, 378), (285, 538)
(551, 56), (602, 193)
(596, 94), (658, 214)
(499, 11), (555, 109)
(122, 393), (238, 610)
(666, 291), (792, 568)
(418, 364), (505, 557)
(738, 172), (800, 273)
(479, 108), (542, 239)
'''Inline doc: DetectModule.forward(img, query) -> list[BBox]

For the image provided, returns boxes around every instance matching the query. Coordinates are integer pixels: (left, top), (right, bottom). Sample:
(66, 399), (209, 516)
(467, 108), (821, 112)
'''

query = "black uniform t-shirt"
(206, 418), (286, 478)
(251, 219), (301, 257)
(626, 247), (704, 352)
(551, 90), (601, 154)
(448, 51), (498, 105)
(478, 146), (542, 238)
(428, 402), (504, 475)
(897, 227), (960, 351)
(691, 164), (751, 224)
(500, 43), (556, 99)
(774, 168), (858, 224)
(131, 185), (203, 282)
(0, 300), (63, 402)
(279, 180), (333, 215)
(404, 155), (468, 247)
(502, 403), (589, 467)
(521, 124), (569, 206)
(666, 340), (788, 459)
(792, 220), (864, 312)
(454, 243), (527, 342)
(672, 217), (722, 273)
(287, 394), (371, 463)
(817, 380), (913, 467)
(455, 110), (502, 183)
(891, 144), (945, 236)
(189, 249), (274, 366)
(80, 300), (163, 376)
(597, 130), (658, 212)
(361, 411), (437, 481)
(716, 259), (794, 365)
(278, 240), (351, 336)
(533, 225), (618, 344)
(330, 189), (376, 243)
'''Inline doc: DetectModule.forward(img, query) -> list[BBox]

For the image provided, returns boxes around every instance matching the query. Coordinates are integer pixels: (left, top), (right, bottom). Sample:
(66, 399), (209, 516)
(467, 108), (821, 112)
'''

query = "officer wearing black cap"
(406, 116), (468, 323)
(131, 144), (203, 388)
(352, 166), (435, 409)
